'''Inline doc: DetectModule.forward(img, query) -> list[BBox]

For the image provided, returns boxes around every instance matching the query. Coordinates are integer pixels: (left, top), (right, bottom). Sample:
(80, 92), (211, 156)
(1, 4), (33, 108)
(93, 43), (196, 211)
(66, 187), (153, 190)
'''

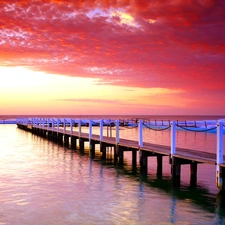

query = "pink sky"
(0, 0), (225, 115)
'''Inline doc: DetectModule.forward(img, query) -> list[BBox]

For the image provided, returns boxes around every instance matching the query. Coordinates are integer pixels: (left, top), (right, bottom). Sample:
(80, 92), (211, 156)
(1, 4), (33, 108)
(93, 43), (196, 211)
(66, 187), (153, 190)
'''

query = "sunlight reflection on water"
(0, 125), (225, 225)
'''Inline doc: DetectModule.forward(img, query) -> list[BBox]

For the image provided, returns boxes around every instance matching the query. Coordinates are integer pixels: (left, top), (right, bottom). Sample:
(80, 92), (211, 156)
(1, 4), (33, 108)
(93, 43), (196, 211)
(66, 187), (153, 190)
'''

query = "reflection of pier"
(139, 175), (225, 223)
(17, 117), (224, 190)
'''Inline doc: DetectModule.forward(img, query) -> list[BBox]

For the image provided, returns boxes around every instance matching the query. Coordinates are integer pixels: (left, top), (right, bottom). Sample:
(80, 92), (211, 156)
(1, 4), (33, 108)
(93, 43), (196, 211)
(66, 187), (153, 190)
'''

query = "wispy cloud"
(54, 98), (125, 104)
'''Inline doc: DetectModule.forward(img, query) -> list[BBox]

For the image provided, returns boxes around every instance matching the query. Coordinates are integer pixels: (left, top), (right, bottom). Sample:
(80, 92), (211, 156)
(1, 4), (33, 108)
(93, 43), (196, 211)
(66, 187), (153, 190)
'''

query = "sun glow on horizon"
(0, 66), (187, 115)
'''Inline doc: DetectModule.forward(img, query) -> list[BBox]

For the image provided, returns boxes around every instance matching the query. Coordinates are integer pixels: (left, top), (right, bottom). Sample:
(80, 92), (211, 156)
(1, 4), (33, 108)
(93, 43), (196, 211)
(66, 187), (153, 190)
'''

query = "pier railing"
(16, 117), (225, 190)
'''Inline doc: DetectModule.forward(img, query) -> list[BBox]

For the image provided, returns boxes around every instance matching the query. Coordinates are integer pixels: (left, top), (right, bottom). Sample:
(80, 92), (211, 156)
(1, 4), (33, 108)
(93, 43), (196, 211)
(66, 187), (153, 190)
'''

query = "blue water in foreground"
(1, 115), (225, 224)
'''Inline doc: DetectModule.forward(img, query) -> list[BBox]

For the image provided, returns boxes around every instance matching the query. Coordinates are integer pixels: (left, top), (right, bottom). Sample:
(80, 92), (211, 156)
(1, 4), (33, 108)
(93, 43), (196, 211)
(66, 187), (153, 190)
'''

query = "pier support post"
(48, 131), (53, 140)
(171, 157), (181, 186)
(117, 146), (123, 165)
(39, 128), (43, 137)
(113, 145), (119, 164)
(71, 137), (77, 150)
(140, 150), (148, 175)
(190, 162), (198, 187)
(79, 138), (84, 153)
(101, 143), (107, 160)
(216, 121), (225, 190)
(64, 134), (69, 147)
(42, 130), (47, 138)
(53, 132), (58, 142)
(58, 133), (63, 144)
(157, 155), (163, 176)
(90, 140), (95, 158)
(132, 149), (137, 168)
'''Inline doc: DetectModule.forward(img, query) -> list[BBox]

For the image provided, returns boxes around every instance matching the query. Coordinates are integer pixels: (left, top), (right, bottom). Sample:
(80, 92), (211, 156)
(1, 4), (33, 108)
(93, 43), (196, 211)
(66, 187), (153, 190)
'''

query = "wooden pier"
(16, 118), (225, 190)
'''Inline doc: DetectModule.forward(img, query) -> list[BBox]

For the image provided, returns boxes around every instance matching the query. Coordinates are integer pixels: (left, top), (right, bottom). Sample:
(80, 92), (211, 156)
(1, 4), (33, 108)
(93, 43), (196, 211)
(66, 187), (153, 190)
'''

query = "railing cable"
(176, 124), (217, 132)
(121, 124), (138, 129)
(143, 123), (171, 131)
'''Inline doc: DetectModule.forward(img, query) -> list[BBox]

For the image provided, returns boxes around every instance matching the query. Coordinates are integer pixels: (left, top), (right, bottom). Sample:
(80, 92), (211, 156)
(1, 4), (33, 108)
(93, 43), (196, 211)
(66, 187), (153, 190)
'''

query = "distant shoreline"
(0, 120), (16, 124)
(1, 114), (225, 125)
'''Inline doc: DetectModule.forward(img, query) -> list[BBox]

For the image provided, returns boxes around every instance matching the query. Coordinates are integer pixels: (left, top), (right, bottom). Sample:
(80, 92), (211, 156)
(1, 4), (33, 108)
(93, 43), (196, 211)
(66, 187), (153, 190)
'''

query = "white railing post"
(89, 119), (92, 139)
(217, 121), (224, 171)
(70, 119), (73, 134)
(47, 119), (50, 129)
(100, 120), (103, 141)
(116, 120), (120, 144)
(138, 119), (143, 148)
(52, 119), (54, 131)
(57, 119), (60, 132)
(64, 118), (66, 133)
(79, 120), (82, 136)
(171, 121), (176, 156)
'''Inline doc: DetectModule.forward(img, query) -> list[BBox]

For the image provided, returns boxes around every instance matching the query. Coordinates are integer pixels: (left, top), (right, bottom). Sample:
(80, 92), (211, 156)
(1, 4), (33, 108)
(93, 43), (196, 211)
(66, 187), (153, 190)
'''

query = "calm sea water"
(1, 115), (225, 225)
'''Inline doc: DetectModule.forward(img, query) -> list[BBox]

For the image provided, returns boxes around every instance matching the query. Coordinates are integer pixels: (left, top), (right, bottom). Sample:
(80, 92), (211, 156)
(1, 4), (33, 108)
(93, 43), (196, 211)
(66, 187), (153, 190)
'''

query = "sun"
(0, 66), (51, 88)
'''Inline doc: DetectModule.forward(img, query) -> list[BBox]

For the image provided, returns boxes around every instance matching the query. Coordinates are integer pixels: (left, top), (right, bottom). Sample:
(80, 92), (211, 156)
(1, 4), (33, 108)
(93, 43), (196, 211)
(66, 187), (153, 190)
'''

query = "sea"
(1, 115), (225, 225)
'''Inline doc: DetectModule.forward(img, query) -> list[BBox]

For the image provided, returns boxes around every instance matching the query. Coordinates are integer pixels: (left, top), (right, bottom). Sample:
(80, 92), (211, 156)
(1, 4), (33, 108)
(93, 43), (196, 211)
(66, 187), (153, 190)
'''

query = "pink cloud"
(54, 98), (126, 104)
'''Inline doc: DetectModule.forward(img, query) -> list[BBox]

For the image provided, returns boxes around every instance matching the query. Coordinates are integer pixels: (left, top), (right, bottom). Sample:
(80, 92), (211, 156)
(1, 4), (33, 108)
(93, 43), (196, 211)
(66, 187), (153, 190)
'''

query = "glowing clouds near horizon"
(0, 66), (187, 115)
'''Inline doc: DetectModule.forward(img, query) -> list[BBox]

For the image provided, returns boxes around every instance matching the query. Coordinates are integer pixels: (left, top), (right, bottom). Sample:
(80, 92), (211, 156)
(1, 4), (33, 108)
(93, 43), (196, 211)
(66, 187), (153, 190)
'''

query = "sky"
(0, 0), (225, 116)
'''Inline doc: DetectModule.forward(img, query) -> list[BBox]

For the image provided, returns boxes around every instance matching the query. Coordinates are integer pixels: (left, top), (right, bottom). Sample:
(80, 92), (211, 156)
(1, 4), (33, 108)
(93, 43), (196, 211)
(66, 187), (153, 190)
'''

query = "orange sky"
(0, 0), (225, 115)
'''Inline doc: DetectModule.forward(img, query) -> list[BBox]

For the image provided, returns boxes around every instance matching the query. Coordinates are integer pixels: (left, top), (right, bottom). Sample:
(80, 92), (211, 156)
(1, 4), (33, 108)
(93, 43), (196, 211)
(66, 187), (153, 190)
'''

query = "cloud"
(0, 0), (224, 95)
(54, 98), (125, 104)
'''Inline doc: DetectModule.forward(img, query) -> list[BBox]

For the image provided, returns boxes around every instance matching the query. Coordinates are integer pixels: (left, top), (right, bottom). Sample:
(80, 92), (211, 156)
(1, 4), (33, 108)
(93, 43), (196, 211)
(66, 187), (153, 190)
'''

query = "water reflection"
(121, 162), (221, 212)
(1, 125), (225, 224)
(170, 195), (176, 224)
(217, 192), (225, 223)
